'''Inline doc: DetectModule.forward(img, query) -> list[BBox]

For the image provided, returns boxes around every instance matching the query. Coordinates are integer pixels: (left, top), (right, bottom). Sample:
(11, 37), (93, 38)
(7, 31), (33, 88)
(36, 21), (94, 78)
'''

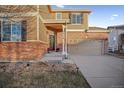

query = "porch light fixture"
(84, 29), (88, 39)
(85, 35), (88, 39)
(85, 29), (88, 32)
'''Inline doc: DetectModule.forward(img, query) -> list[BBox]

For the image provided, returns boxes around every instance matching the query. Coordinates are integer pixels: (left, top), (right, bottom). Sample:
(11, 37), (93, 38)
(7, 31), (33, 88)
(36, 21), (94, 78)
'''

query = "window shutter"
(69, 13), (72, 23)
(21, 20), (27, 41)
(81, 14), (83, 24)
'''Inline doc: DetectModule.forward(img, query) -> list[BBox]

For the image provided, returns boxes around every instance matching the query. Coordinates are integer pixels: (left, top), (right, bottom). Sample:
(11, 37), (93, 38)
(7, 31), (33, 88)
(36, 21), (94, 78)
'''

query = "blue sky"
(52, 5), (124, 28)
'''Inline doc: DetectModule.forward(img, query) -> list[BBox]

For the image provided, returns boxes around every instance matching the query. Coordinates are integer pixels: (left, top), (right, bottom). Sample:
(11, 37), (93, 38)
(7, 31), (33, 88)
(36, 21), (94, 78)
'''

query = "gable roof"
(107, 25), (124, 29)
(51, 9), (91, 13)
(89, 27), (107, 30)
(47, 5), (91, 13)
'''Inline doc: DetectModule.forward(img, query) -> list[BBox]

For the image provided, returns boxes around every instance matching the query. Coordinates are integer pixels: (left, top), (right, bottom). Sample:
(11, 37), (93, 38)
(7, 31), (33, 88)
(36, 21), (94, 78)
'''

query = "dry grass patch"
(0, 62), (90, 88)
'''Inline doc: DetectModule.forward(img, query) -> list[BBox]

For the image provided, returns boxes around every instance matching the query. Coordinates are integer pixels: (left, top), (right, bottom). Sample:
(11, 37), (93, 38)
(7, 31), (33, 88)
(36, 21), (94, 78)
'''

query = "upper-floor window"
(0, 19), (27, 42)
(56, 13), (62, 20)
(71, 13), (82, 24)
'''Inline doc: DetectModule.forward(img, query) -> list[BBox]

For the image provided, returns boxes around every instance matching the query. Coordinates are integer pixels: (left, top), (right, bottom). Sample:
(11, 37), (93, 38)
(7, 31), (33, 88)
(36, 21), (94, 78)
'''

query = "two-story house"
(0, 5), (108, 61)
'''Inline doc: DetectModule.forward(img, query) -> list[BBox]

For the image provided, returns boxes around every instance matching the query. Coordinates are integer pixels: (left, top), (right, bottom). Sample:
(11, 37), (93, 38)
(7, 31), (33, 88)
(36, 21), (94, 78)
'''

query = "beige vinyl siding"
(39, 5), (52, 19)
(48, 12), (89, 29)
(62, 13), (69, 19)
(39, 19), (48, 42)
(26, 16), (37, 40)
(83, 13), (89, 29)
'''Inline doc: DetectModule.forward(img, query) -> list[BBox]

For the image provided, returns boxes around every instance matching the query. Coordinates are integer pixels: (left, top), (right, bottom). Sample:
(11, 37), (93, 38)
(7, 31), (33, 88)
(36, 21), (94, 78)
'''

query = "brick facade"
(0, 42), (48, 62)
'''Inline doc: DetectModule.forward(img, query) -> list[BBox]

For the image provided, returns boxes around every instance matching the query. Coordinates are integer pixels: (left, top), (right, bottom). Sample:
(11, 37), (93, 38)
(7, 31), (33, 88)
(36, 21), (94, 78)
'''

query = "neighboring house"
(107, 25), (124, 53)
(0, 5), (109, 61)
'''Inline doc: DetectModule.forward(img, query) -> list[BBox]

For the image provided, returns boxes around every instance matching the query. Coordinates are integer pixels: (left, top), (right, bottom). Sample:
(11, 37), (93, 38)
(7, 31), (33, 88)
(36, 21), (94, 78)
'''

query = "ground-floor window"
(0, 20), (27, 42)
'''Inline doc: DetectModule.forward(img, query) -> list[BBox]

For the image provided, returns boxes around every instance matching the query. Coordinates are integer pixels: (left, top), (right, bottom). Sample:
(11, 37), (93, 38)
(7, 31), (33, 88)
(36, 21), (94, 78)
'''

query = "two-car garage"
(67, 27), (109, 56)
(68, 40), (107, 56)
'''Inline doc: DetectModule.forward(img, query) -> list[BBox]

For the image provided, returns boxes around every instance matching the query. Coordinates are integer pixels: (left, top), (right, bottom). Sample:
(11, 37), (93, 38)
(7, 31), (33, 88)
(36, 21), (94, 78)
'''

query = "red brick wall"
(0, 42), (48, 62)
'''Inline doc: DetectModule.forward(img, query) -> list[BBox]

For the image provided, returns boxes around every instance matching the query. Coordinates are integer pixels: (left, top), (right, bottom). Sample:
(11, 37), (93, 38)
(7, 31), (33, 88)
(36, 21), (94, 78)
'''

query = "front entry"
(49, 35), (55, 50)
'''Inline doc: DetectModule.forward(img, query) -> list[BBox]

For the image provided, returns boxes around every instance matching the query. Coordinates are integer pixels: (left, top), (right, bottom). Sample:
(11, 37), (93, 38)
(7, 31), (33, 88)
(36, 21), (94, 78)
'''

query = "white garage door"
(68, 40), (104, 56)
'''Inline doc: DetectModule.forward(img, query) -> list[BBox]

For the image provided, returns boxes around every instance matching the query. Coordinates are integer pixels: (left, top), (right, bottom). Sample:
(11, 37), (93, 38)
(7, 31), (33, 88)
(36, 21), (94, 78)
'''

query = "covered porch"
(44, 19), (69, 58)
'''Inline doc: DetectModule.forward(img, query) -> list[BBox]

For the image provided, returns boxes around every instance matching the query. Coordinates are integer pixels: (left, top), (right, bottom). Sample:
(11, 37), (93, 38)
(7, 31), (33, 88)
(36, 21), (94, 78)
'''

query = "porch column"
(65, 24), (68, 58)
(62, 24), (68, 59)
(62, 25), (65, 55)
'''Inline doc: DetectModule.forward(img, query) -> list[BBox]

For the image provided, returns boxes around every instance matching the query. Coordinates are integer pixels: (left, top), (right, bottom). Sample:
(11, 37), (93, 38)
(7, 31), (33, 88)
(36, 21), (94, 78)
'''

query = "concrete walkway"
(71, 55), (124, 88)
(41, 52), (74, 64)
(41, 52), (63, 63)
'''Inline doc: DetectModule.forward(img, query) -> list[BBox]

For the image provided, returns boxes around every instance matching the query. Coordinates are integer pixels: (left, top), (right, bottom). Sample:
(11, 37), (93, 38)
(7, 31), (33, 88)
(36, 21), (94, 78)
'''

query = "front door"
(49, 35), (55, 50)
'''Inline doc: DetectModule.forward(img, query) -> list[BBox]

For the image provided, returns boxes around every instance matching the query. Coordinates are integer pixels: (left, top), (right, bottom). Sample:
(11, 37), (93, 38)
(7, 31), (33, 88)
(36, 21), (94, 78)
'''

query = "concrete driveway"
(71, 55), (124, 88)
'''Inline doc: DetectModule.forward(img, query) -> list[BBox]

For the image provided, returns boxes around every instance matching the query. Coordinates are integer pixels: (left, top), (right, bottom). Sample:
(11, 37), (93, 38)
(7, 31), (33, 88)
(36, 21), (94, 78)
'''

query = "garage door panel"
(68, 40), (103, 56)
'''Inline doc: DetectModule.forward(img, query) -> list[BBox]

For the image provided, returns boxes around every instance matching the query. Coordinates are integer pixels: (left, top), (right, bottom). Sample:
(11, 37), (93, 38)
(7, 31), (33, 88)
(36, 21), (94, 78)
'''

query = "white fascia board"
(66, 29), (85, 32)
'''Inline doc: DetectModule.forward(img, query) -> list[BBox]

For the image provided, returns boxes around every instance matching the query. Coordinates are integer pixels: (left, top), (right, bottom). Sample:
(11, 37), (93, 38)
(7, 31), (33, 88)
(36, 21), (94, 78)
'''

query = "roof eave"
(107, 25), (124, 29)
(51, 10), (91, 13)
(47, 6), (91, 13)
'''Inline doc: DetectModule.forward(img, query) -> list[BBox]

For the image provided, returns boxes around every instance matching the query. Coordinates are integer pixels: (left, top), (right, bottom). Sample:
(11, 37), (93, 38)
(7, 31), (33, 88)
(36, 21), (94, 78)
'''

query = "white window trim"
(0, 19), (22, 42)
(66, 29), (85, 32)
(56, 13), (62, 20)
(71, 13), (82, 25)
(71, 23), (82, 25)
